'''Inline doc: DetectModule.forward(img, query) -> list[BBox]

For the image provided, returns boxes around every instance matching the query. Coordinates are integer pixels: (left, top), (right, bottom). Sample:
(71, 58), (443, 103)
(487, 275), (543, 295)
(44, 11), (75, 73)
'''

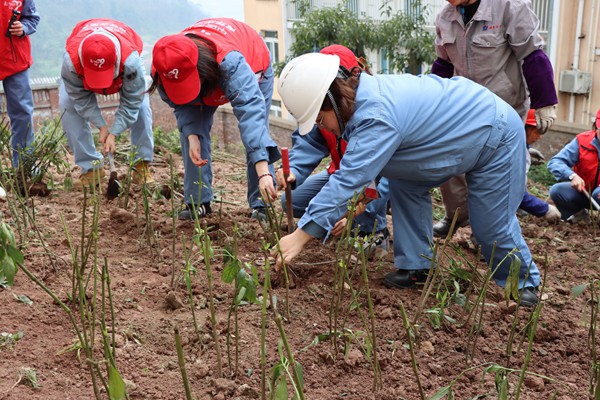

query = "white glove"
(544, 204), (561, 223)
(528, 148), (545, 165)
(535, 105), (557, 134)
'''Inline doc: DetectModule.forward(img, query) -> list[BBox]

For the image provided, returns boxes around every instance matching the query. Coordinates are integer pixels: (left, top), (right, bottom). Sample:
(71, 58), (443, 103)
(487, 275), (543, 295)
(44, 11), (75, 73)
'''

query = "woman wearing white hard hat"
(276, 52), (541, 307)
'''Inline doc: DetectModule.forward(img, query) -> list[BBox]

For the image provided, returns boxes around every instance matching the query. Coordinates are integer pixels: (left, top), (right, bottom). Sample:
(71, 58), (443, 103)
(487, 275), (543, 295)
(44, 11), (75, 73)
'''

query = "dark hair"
(148, 34), (221, 98)
(321, 75), (360, 123)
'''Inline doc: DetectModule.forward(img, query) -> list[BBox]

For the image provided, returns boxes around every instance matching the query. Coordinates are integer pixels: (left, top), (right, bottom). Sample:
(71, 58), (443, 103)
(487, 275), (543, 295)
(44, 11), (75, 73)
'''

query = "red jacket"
(320, 129), (348, 174)
(574, 130), (600, 190)
(0, 1), (32, 80)
(182, 18), (271, 106)
(66, 19), (143, 95)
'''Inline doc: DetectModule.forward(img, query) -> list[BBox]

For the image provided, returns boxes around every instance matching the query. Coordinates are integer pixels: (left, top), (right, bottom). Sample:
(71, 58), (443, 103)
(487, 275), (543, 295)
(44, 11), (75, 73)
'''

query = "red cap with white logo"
(81, 32), (117, 90)
(152, 34), (200, 105)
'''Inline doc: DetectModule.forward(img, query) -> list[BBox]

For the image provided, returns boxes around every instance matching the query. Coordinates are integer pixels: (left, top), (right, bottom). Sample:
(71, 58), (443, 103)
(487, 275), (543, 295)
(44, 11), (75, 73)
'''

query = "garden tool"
(105, 152), (121, 200)
(281, 147), (295, 233)
(582, 188), (600, 211)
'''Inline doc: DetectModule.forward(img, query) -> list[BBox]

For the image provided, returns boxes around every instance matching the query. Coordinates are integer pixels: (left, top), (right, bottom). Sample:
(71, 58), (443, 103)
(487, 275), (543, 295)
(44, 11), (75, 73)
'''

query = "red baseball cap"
(80, 32), (117, 90)
(152, 34), (200, 105)
(525, 109), (537, 127)
(320, 44), (359, 70)
(596, 108), (600, 127)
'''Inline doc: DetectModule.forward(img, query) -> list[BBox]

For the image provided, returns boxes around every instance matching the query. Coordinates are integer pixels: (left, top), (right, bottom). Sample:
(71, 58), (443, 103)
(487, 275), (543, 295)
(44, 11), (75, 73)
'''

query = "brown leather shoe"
(73, 168), (106, 189)
(132, 161), (155, 185)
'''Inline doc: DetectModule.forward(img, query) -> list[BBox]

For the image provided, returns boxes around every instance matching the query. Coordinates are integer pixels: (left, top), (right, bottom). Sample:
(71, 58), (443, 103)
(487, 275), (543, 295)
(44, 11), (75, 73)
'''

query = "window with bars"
(262, 30), (280, 65)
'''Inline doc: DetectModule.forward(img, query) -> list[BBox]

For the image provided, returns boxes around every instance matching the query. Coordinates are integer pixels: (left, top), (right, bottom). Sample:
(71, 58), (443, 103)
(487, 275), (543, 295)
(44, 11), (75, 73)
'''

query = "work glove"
(544, 204), (561, 223)
(528, 148), (545, 166)
(534, 104), (557, 134)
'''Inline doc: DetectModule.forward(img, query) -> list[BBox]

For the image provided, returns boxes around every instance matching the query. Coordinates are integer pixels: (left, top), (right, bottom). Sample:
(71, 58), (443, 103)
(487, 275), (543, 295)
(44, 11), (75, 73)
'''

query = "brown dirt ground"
(1, 145), (599, 400)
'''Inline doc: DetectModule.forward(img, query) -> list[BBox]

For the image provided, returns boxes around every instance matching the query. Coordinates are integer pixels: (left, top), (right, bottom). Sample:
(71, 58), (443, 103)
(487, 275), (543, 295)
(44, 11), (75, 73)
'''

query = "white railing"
(286, 0), (551, 33)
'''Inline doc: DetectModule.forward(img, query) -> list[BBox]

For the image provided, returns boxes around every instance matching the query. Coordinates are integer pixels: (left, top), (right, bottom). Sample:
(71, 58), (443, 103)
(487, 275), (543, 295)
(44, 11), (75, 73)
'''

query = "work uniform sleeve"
(110, 52), (146, 136)
(60, 52), (106, 129)
(20, 0), (40, 35)
(219, 51), (278, 165)
(288, 126), (330, 188)
(433, 13), (452, 63)
(504, 1), (544, 60)
(547, 138), (580, 182)
(299, 117), (401, 238)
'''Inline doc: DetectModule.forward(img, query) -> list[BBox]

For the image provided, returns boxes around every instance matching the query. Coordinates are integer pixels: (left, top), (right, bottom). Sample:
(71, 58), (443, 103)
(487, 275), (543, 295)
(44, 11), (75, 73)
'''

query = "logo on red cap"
(80, 31), (118, 89)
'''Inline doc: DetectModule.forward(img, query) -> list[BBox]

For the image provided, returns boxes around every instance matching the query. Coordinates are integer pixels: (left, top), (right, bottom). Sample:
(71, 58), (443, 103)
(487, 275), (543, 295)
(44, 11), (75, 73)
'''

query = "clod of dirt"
(420, 340), (435, 356)
(213, 377), (237, 395)
(344, 348), (363, 367)
(110, 208), (135, 223)
(165, 291), (184, 310)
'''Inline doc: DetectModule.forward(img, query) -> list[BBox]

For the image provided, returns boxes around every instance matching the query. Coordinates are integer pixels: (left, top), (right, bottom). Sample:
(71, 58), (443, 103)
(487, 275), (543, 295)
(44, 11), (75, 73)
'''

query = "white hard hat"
(277, 53), (340, 135)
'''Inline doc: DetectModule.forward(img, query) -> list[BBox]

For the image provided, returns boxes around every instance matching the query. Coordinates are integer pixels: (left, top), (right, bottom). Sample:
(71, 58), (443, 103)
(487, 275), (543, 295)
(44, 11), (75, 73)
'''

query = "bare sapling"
(195, 220), (223, 378)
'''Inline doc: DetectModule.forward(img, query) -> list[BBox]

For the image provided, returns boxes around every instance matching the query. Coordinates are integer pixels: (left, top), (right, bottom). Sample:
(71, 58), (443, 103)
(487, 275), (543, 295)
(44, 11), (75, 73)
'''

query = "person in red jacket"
(150, 18), (280, 221)
(60, 19), (154, 188)
(547, 108), (600, 222)
(0, 0), (39, 168)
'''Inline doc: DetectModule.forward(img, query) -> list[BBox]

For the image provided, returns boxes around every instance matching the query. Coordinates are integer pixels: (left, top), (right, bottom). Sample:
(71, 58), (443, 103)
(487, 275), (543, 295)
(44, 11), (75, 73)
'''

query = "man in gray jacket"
(432, 0), (558, 237)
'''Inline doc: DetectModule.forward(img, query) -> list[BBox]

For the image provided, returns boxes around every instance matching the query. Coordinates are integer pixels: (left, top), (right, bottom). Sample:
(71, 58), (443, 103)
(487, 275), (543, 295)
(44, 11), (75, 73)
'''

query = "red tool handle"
(281, 147), (290, 175)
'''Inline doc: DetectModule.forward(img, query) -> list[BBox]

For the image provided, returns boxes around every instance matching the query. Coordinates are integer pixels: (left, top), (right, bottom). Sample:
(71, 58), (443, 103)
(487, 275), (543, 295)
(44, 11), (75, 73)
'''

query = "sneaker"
(543, 204), (561, 223)
(433, 218), (469, 238)
(251, 208), (267, 222)
(566, 209), (590, 224)
(73, 168), (106, 189)
(383, 269), (429, 289)
(178, 203), (212, 220)
(359, 228), (390, 258)
(132, 161), (155, 185)
(510, 286), (539, 308)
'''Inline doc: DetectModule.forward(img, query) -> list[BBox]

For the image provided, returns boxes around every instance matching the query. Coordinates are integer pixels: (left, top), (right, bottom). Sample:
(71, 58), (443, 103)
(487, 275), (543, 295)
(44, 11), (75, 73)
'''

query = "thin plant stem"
(174, 325), (194, 400)
(399, 302), (426, 400)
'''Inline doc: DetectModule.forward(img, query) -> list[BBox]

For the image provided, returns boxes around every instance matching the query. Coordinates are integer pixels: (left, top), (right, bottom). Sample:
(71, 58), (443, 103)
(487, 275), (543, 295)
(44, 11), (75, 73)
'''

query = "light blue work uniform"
(158, 51), (280, 210)
(1, 0), (39, 166)
(59, 51), (153, 173)
(282, 126), (389, 233)
(299, 73), (539, 289)
(547, 135), (600, 219)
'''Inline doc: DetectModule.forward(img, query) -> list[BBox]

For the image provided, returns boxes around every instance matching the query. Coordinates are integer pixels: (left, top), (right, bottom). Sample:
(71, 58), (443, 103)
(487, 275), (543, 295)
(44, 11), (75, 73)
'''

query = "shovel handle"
(108, 151), (116, 173)
(281, 148), (295, 233)
(582, 188), (600, 211)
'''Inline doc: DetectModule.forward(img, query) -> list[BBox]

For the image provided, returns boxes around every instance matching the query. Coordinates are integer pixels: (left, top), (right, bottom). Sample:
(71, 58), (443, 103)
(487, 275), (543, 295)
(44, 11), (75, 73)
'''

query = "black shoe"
(433, 218), (469, 238)
(511, 287), (539, 308)
(178, 203), (212, 220)
(383, 269), (429, 289)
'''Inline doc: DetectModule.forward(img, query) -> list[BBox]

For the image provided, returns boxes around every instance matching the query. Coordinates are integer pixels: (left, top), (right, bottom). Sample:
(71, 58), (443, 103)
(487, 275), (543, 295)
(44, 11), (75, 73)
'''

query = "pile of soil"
(0, 147), (599, 400)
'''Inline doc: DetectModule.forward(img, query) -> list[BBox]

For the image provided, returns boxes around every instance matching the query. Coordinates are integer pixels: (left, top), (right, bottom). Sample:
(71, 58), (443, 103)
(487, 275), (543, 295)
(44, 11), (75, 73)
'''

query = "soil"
(0, 145), (599, 400)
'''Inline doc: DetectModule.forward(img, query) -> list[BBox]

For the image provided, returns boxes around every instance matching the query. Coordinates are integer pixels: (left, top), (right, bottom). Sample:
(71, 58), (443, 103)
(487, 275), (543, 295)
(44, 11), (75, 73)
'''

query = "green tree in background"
(283, 0), (436, 75)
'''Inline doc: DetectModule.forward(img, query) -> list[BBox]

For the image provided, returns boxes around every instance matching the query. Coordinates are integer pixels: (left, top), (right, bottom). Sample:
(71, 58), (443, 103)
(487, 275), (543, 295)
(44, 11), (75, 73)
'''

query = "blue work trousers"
(2, 69), (34, 166)
(550, 182), (600, 219)
(389, 110), (539, 289)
